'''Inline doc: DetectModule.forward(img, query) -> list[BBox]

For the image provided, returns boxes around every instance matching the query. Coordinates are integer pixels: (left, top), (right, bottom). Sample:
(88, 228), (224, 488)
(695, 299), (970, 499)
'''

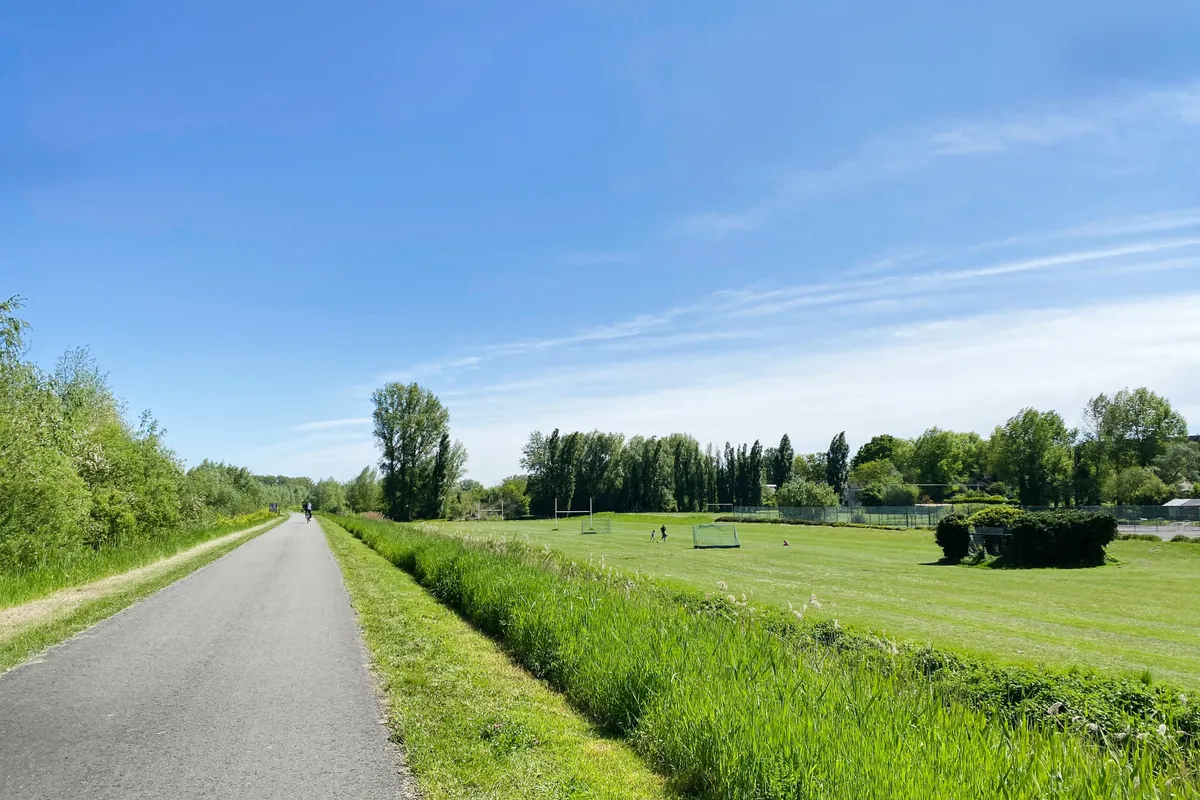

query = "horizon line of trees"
(501, 386), (1196, 516)
(322, 383), (1197, 521)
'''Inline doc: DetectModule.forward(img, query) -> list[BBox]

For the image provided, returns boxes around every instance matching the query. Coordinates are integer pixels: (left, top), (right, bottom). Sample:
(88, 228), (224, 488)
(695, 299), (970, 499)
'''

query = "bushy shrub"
(1007, 511), (1117, 567)
(775, 478), (839, 508)
(934, 514), (971, 562)
(968, 506), (1025, 529)
(859, 482), (919, 506)
(944, 486), (1012, 504)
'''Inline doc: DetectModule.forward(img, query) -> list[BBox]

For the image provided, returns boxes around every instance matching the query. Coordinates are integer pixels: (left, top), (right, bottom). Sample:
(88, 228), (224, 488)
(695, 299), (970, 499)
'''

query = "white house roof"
(1163, 498), (1200, 507)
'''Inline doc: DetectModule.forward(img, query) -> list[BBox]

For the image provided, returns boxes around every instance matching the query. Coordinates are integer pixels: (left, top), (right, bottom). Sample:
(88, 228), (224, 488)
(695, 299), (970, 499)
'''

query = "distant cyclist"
(304, 501), (313, 522)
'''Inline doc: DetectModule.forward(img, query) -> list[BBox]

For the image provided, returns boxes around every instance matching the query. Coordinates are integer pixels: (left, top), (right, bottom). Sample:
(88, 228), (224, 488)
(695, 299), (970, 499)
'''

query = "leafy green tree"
(1090, 387), (1188, 469)
(825, 432), (849, 502)
(313, 477), (348, 513)
(345, 466), (383, 513)
(769, 434), (795, 487)
(792, 452), (827, 483)
(426, 432), (467, 518)
(371, 382), (462, 520)
(910, 428), (987, 500)
(776, 479), (840, 508)
(483, 475), (530, 519)
(574, 432), (623, 511)
(852, 435), (899, 470)
(0, 295), (31, 364)
(1152, 442), (1200, 489)
(1072, 440), (1105, 506)
(747, 440), (765, 505)
(1104, 466), (1174, 505)
(848, 459), (902, 487)
(990, 409), (1074, 507)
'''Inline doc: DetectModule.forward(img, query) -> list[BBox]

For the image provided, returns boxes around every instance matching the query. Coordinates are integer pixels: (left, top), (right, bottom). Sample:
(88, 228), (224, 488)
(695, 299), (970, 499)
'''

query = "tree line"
(317, 377), (1196, 521)
(506, 388), (1195, 515)
(0, 297), (310, 572)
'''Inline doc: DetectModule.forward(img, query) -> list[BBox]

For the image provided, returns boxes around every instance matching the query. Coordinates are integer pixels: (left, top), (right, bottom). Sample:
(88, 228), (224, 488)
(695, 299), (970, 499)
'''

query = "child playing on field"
(650, 528), (657, 542)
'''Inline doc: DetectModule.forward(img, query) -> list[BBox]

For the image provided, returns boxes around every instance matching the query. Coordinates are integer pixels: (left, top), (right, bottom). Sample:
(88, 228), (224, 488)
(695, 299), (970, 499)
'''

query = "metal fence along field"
(731, 504), (1200, 531)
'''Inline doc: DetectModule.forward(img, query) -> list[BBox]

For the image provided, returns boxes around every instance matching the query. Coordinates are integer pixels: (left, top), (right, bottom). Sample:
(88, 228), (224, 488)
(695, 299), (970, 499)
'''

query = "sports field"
(435, 514), (1200, 688)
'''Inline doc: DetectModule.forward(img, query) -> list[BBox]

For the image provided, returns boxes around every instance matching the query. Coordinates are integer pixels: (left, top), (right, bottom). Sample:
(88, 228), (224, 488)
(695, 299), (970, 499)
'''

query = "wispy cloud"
(280, 208), (1200, 482)
(293, 417), (371, 432)
(680, 82), (1200, 238)
(368, 212), (1200, 386)
(451, 293), (1200, 483)
(561, 250), (633, 266)
(680, 210), (763, 238)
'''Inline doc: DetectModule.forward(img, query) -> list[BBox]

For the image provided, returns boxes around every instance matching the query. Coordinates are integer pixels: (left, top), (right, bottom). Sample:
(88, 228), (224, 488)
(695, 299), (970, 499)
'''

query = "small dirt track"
(0, 513), (412, 799)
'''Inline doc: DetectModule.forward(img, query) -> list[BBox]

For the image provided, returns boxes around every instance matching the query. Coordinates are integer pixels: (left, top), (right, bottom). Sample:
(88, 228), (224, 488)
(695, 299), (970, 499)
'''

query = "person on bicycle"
(304, 501), (313, 522)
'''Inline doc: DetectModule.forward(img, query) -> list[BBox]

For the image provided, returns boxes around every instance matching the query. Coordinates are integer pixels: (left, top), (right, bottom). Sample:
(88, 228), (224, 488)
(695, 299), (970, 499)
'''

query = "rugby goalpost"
(692, 522), (740, 549)
(552, 497), (593, 531)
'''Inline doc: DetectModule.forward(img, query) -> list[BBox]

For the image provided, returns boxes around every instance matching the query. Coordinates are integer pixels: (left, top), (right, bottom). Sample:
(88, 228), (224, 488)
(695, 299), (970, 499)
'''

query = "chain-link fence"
(729, 504), (1200, 533)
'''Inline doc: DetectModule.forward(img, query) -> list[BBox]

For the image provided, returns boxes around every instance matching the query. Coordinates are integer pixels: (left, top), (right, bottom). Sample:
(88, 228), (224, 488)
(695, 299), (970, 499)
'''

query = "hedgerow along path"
(334, 515), (1197, 800)
(438, 515), (1200, 687)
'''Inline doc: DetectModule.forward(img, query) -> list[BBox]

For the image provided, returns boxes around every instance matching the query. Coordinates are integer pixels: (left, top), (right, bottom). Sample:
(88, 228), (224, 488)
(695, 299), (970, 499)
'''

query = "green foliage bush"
(944, 488), (1012, 504)
(967, 506), (1025, 528)
(775, 478), (839, 508)
(0, 299), (287, 577)
(1007, 511), (1117, 567)
(934, 514), (971, 562)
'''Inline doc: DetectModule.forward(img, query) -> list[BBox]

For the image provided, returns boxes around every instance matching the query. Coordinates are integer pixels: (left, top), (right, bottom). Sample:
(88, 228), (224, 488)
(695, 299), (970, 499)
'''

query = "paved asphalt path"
(0, 514), (412, 799)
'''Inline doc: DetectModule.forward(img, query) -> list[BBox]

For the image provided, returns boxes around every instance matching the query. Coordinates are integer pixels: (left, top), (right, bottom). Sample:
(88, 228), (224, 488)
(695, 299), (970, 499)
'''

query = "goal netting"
(581, 518), (612, 534)
(692, 523), (740, 549)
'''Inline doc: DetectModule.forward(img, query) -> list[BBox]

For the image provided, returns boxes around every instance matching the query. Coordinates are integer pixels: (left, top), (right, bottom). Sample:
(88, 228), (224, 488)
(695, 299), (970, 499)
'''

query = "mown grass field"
(436, 514), (1200, 688)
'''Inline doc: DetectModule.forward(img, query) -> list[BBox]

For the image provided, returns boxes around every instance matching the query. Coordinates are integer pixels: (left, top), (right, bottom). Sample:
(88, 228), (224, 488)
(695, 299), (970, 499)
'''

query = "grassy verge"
(0, 510), (280, 608)
(320, 517), (676, 800)
(336, 515), (1197, 800)
(438, 517), (1200, 687)
(0, 515), (281, 673)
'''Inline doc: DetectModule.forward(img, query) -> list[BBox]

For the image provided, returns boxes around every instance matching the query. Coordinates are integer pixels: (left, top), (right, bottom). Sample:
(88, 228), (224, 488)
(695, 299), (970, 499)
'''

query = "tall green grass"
(0, 510), (279, 608)
(335, 516), (1198, 799)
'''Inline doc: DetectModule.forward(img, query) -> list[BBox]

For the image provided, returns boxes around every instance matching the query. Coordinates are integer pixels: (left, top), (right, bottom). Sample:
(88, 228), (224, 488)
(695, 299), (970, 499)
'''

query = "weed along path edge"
(320, 516), (676, 800)
(0, 513), (411, 799)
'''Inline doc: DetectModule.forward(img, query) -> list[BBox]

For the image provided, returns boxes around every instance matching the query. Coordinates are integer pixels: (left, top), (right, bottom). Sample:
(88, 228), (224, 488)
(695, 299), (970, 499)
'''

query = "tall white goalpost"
(552, 497), (593, 531)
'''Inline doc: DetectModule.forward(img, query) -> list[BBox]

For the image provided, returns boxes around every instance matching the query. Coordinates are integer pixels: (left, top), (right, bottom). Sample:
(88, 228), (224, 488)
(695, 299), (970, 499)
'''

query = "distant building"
(1163, 498), (1200, 507)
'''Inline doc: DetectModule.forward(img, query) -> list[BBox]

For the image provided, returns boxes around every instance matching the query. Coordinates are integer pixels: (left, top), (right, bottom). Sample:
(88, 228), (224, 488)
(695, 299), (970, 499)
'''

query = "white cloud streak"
(454, 293), (1200, 483)
(681, 82), (1200, 238)
(292, 417), (372, 432)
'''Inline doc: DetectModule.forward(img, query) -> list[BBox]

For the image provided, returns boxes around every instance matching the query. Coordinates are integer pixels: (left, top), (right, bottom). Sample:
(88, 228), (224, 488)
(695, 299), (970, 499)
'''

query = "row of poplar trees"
(519, 429), (843, 514)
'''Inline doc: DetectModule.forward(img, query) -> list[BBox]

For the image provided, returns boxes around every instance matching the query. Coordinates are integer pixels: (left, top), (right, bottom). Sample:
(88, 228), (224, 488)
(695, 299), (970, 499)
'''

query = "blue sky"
(4, 0), (1200, 484)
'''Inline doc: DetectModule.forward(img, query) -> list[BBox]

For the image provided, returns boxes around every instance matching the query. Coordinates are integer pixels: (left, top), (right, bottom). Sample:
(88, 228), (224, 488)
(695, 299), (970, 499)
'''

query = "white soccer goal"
(692, 522), (740, 549)
(582, 518), (612, 534)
